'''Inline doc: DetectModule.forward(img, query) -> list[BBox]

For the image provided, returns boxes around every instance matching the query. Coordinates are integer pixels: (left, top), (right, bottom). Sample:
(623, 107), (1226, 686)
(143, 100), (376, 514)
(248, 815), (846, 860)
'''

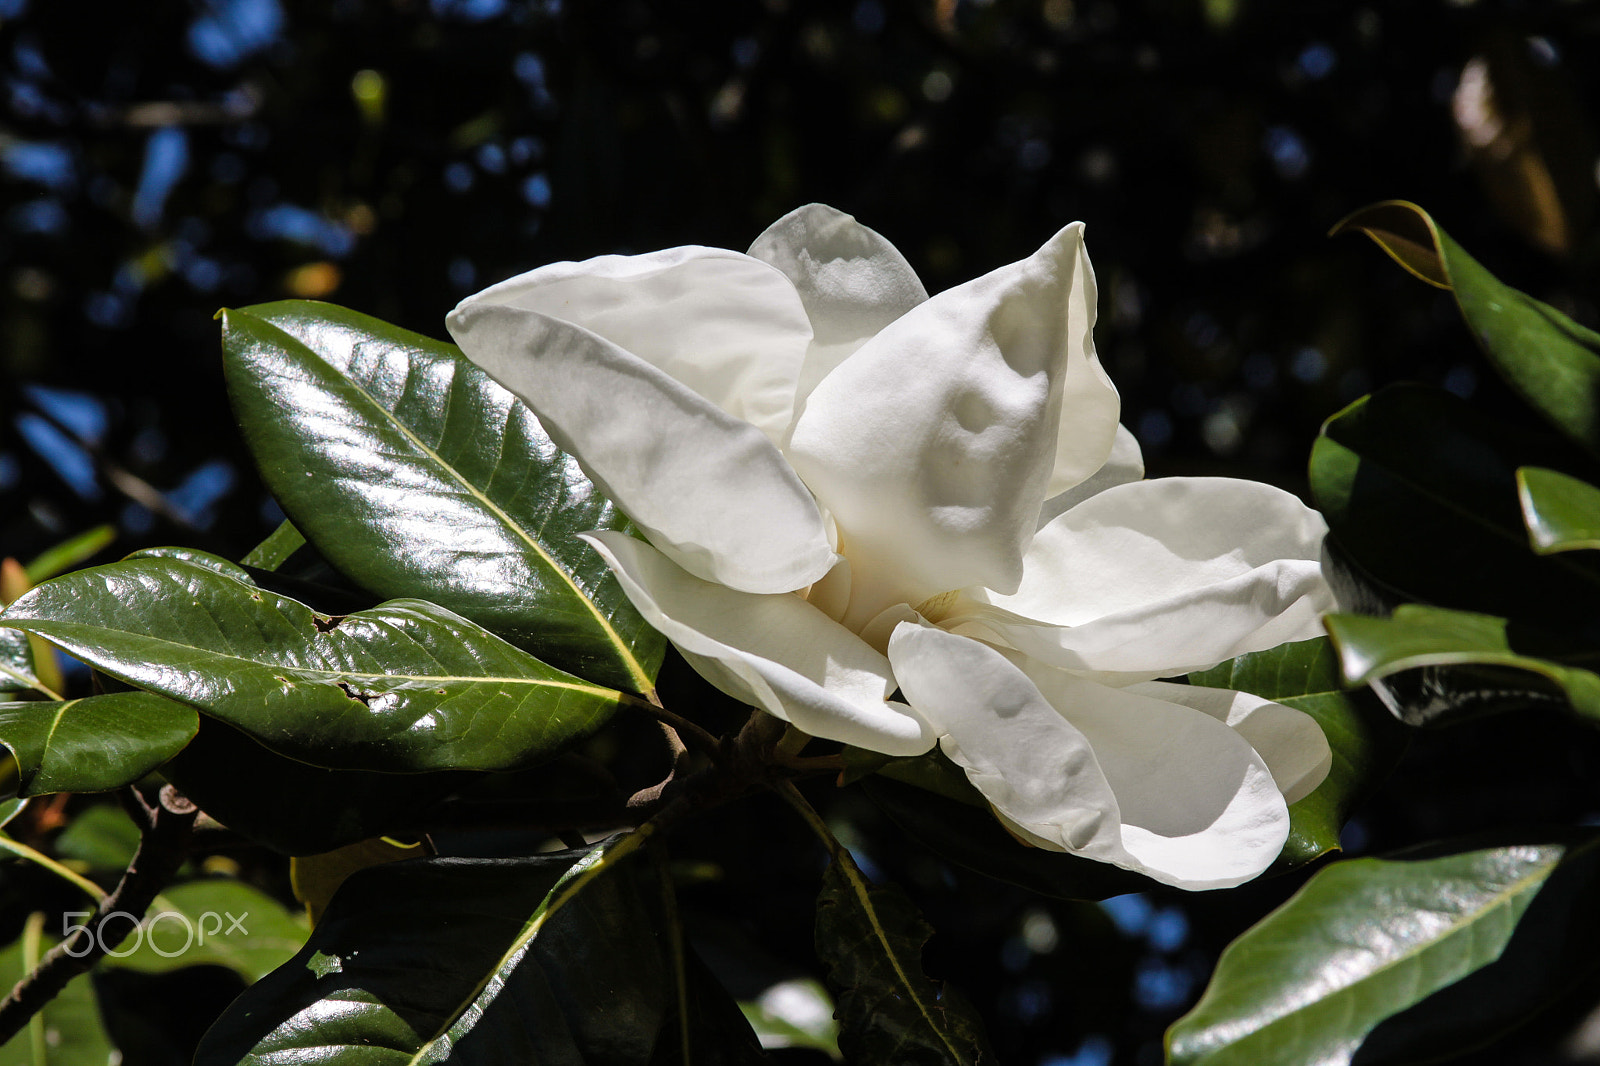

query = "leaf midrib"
(1194, 850), (1565, 1063)
(18, 620), (620, 701)
(320, 342), (654, 695)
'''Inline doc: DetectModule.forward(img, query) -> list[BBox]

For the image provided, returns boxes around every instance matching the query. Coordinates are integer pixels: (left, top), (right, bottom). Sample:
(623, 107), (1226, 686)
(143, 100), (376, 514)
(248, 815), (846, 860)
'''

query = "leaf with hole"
(221, 301), (664, 695)
(3, 552), (629, 773)
(816, 847), (992, 1065)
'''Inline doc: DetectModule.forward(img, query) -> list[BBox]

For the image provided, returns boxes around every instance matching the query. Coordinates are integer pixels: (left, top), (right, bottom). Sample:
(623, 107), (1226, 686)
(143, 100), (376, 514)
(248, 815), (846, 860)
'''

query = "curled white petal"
(451, 246), (812, 444)
(1038, 422), (1144, 528)
(789, 222), (1120, 626)
(583, 531), (934, 755)
(1127, 681), (1333, 805)
(748, 203), (929, 424)
(447, 302), (835, 594)
(972, 477), (1334, 678)
(888, 623), (1289, 889)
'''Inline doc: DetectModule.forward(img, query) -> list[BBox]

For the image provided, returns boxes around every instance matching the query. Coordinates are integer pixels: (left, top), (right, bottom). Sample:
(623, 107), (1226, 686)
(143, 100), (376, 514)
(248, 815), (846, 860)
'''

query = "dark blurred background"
(3, 1), (1600, 1064)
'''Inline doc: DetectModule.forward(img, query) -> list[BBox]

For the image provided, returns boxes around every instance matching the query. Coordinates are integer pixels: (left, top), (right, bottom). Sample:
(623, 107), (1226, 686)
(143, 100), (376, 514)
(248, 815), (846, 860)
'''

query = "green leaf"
(1326, 605), (1600, 722)
(51, 803), (139, 872)
(4, 553), (629, 773)
(0, 628), (47, 700)
(1517, 465), (1600, 553)
(0, 920), (117, 1066)
(220, 301), (665, 695)
(815, 848), (992, 1066)
(0, 692), (198, 797)
(1333, 200), (1600, 456)
(1191, 637), (1410, 869)
(1310, 383), (1600, 632)
(161, 717), (472, 855)
(195, 833), (768, 1065)
(22, 526), (115, 586)
(239, 520), (306, 571)
(739, 979), (841, 1059)
(1168, 829), (1600, 1066)
(105, 879), (307, 982)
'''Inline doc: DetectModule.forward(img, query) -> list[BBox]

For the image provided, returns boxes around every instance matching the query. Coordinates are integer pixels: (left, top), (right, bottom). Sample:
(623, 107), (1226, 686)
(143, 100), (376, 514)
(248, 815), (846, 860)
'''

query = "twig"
(0, 786), (199, 1045)
(619, 693), (720, 756)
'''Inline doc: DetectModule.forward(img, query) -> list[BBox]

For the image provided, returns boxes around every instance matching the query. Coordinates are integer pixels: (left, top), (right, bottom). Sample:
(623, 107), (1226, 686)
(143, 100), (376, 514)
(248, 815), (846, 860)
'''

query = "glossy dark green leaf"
(221, 301), (664, 695)
(0, 692), (197, 797)
(1168, 829), (1600, 1066)
(0, 628), (46, 700)
(105, 879), (306, 982)
(195, 833), (767, 1065)
(1191, 637), (1410, 870)
(1517, 465), (1600, 553)
(1334, 201), (1600, 456)
(3, 552), (628, 773)
(0, 924), (116, 1066)
(1327, 605), (1600, 722)
(816, 848), (991, 1066)
(861, 753), (1155, 900)
(161, 716), (471, 855)
(1310, 383), (1600, 632)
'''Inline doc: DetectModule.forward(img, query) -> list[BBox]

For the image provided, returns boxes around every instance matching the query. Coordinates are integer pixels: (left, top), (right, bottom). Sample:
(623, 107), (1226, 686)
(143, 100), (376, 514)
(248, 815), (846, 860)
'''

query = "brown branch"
(0, 786), (198, 1045)
(619, 693), (721, 756)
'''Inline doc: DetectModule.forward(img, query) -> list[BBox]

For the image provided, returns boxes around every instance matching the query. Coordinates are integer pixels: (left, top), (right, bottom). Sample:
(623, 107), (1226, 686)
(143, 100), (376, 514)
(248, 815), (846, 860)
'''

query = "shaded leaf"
(1191, 636), (1410, 869)
(195, 833), (767, 1065)
(1333, 200), (1600, 455)
(222, 301), (664, 695)
(816, 847), (991, 1066)
(1518, 465), (1600, 553)
(0, 919), (117, 1066)
(1309, 383), (1600, 633)
(161, 716), (471, 855)
(106, 879), (307, 983)
(861, 755), (1155, 901)
(1326, 605), (1600, 723)
(290, 836), (432, 926)
(51, 804), (139, 872)
(0, 693), (197, 797)
(1168, 829), (1600, 1066)
(4, 552), (629, 773)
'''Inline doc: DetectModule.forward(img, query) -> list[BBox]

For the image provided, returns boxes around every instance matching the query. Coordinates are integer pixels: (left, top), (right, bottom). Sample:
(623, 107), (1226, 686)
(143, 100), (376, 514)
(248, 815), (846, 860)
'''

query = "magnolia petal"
(583, 532), (933, 755)
(451, 246), (812, 444)
(887, 623), (1126, 859)
(448, 303), (835, 593)
(1126, 681), (1333, 805)
(973, 477), (1334, 678)
(888, 624), (1288, 889)
(1038, 423), (1144, 528)
(1040, 227), (1120, 499)
(748, 204), (929, 423)
(789, 223), (1120, 627)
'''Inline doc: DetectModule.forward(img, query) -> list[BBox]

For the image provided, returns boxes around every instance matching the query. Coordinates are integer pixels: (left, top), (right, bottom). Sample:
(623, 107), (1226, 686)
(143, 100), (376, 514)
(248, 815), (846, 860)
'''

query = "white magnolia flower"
(447, 204), (1335, 890)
